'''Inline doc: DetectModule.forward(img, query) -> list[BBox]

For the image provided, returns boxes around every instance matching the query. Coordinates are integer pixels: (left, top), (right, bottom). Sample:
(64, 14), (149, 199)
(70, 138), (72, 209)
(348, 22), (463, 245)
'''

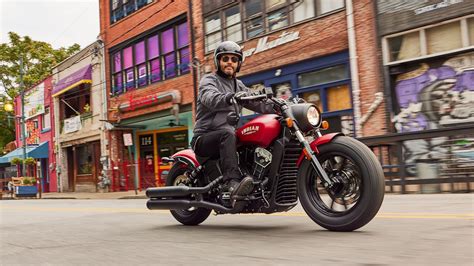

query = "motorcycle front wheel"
(166, 163), (211, 226)
(297, 136), (385, 231)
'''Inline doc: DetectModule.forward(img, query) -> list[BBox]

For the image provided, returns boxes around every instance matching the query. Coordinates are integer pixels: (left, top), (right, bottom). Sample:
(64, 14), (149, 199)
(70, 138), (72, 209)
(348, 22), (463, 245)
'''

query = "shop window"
(110, 20), (190, 95)
(388, 32), (421, 62)
(77, 145), (93, 175)
(110, 0), (153, 24)
(272, 82), (292, 100)
(298, 64), (347, 88)
(301, 91), (323, 112)
(42, 107), (51, 130)
(469, 17), (474, 45)
(61, 84), (91, 119)
(327, 84), (351, 111)
(242, 83), (264, 116)
(426, 22), (462, 54)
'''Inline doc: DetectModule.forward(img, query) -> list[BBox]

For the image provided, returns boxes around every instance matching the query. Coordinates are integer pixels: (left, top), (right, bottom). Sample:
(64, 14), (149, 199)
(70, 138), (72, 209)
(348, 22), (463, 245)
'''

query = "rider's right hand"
(234, 91), (251, 103)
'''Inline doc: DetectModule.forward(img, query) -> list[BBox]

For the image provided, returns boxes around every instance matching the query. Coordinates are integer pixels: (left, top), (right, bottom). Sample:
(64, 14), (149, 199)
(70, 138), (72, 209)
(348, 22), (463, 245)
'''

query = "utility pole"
(20, 57), (27, 176)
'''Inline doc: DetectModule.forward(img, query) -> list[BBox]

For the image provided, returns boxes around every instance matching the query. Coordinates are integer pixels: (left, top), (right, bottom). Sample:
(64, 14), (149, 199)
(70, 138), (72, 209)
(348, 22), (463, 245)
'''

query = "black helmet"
(214, 41), (243, 72)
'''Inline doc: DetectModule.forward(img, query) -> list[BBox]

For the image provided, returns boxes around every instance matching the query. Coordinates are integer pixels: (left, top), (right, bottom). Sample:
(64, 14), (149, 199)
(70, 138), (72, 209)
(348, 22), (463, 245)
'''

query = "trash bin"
(416, 158), (440, 193)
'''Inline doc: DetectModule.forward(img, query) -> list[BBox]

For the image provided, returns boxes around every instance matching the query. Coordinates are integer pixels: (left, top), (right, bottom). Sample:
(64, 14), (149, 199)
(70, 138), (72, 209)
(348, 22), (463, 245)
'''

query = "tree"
(0, 32), (81, 153)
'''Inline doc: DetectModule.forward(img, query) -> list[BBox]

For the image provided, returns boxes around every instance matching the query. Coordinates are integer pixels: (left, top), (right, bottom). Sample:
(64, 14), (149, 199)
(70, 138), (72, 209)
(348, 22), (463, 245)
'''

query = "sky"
(0, 0), (100, 95)
(1, 0), (100, 49)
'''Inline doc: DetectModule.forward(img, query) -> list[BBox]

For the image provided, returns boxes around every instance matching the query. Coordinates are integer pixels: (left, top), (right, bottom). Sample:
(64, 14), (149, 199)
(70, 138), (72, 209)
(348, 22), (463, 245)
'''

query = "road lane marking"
(1, 206), (473, 220)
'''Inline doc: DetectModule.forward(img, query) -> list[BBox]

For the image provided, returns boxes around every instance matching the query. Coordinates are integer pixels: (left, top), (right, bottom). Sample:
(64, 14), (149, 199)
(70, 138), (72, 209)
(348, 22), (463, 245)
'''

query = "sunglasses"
(221, 55), (239, 63)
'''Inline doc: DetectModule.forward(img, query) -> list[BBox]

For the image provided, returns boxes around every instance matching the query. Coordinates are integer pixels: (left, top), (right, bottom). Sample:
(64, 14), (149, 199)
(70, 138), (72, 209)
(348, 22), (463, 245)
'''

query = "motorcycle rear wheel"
(167, 163), (211, 226)
(297, 136), (385, 231)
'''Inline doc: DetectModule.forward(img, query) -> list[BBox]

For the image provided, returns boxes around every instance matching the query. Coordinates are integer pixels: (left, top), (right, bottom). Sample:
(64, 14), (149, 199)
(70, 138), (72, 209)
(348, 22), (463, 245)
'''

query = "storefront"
(240, 51), (355, 136)
(111, 107), (193, 189)
(52, 41), (106, 192)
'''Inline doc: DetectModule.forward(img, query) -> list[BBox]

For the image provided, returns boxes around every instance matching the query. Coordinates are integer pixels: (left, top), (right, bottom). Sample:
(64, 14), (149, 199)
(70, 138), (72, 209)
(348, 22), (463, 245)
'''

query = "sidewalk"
(40, 190), (147, 200)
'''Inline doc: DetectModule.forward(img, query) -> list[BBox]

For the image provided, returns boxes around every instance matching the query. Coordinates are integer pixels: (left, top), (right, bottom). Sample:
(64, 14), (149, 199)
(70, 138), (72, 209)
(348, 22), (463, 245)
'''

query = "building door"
(156, 130), (188, 185)
(138, 134), (156, 189)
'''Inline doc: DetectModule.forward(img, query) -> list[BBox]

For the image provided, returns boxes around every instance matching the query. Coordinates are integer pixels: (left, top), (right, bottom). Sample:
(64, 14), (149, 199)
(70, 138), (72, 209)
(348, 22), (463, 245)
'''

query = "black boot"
(225, 176), (254, 198)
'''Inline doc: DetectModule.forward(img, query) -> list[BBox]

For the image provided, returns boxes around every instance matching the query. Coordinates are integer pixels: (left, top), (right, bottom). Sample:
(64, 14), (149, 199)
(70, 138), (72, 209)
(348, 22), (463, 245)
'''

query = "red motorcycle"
(146, 89), (385, 231)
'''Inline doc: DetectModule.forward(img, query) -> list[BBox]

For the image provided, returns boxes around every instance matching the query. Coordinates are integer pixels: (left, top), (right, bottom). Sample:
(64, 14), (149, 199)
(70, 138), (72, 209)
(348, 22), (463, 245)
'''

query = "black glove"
(234, 91), (251, 103)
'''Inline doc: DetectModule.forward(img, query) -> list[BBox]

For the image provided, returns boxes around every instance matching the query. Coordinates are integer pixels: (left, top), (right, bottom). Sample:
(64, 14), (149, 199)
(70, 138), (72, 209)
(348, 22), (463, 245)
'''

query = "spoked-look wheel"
(297, 136), (385, 231)
(167, 163), (211, 226)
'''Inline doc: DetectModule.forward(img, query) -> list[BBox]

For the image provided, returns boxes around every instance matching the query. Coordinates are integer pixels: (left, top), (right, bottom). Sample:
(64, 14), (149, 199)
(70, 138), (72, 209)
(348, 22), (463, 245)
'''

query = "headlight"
(307, 106), (321, 126)
(289, 103), (322, 133)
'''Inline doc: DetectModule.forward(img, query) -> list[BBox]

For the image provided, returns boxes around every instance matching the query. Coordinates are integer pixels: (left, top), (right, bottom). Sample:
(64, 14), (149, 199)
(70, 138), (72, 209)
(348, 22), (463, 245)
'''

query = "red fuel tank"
(236, 114), (281, 148)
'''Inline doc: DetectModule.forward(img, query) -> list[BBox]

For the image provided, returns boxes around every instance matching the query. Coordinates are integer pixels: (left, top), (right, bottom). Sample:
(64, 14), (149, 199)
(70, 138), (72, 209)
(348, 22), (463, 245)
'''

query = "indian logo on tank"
(241, 125), (260, 135)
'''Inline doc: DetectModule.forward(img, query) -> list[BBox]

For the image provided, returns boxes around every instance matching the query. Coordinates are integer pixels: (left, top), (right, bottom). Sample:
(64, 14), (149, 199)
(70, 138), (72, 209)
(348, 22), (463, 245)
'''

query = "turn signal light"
(321, 120), (329, 130)
(286, 118), (294, 128)
(303, 148), (311, 160)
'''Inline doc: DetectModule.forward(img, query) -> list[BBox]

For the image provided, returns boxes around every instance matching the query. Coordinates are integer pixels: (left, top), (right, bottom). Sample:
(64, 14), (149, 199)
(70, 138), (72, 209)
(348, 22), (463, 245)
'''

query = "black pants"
(191, 129), (240, 181)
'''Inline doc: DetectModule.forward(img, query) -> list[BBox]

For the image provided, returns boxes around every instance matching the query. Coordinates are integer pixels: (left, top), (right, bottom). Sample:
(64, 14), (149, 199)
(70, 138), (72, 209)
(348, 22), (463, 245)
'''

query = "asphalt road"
(1, 194), (472, 265)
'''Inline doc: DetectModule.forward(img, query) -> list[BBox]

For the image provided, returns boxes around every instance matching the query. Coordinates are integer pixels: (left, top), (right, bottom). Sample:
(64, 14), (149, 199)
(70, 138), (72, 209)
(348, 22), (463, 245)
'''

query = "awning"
(0, 142), (49, 164)
(52, 65), (92, 97)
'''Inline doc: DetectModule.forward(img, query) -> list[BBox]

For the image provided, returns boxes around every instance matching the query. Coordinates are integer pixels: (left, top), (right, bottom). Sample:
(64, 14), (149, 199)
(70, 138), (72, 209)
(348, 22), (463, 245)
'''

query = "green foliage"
(11, 157), (23, 165)
(0, 32), (80, 151)
(24, 157), (36, 166)
(22, 177), (36, 185)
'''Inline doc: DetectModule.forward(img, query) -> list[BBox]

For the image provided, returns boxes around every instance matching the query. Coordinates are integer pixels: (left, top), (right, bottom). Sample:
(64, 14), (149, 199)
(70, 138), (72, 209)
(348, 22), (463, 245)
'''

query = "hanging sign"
(64, 115), (82, 133)
(123, 133), (133, 146)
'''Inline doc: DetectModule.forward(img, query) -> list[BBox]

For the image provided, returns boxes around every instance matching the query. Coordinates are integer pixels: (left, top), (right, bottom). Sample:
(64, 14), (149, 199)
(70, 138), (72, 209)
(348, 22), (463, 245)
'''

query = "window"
(111, 21), (190, 95)
(77, 145), (93, 175)
(42, 107), (51, 130)
(298, 64), (347, 88)
(203, 0), (345, 53)
(301, 91), (322, 111)
(426, 22), (462, 54)
(110, 0), (153, 24)
(60, 83), (91, 119)
(327, 84), (351, 111)
(388, 32), (420, 62)
(385, 16), (473, 64)
(469, 17), (474, 45)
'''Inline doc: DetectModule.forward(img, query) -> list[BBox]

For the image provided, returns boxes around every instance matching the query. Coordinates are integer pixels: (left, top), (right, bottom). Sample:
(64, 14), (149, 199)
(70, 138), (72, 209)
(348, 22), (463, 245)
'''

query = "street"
(1, 194), (473, 265)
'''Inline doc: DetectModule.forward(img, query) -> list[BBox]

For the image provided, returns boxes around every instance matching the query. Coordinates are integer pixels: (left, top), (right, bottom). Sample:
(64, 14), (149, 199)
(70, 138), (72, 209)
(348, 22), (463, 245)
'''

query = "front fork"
(281, 107), (333, 188)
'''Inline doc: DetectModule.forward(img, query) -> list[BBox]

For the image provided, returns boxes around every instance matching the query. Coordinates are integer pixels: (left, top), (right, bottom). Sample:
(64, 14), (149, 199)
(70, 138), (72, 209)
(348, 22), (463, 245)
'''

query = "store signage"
(123, 133), (133, 146)
(24, 82), (45, 119)
(118, 91), (180, 113)
(414, 0), (463, 15)
(64, 115), (82, 133)
(243, 31), (300, 58)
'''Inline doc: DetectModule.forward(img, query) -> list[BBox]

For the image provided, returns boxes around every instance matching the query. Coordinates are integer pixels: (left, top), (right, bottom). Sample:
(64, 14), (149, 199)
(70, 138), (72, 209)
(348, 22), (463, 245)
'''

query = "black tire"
(297, 136), (385, 231)
(166, 163), (211, 226)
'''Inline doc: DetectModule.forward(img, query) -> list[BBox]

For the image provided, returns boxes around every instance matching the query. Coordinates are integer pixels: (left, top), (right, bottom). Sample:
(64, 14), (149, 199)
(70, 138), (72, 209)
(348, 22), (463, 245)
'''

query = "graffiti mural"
(392, 52), (474, 171)
(393, 52), (474, 132)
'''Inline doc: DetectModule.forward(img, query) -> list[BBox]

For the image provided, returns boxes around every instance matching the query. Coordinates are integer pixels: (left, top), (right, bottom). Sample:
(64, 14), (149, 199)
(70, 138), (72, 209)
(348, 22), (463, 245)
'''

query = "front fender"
(171, 149), (200, 168)
(296, 132), (344, 167)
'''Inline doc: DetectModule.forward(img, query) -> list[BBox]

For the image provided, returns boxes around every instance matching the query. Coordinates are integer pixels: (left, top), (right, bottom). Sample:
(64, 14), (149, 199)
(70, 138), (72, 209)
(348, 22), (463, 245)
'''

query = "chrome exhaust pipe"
(146, 176), (223, 198)
(146, 199), (234, 213)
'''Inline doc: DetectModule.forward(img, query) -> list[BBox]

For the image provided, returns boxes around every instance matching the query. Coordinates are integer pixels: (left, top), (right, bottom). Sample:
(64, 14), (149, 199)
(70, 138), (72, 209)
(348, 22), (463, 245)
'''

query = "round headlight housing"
(307, 106), (321, 126)
(289, 103), (322, 133)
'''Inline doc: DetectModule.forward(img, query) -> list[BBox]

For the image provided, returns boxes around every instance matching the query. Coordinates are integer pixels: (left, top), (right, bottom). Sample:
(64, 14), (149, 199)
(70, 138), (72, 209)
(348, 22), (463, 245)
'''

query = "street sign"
(123, 133), (133, 146)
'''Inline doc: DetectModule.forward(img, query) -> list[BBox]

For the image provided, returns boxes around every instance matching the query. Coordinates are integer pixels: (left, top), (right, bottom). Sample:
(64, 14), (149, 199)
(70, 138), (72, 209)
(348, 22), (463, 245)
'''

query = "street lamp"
(4, 103), (13, 112)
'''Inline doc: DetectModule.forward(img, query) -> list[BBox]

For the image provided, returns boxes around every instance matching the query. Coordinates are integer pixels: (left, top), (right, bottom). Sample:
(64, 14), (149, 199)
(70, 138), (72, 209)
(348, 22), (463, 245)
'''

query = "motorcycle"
(146, 88), (385, 231)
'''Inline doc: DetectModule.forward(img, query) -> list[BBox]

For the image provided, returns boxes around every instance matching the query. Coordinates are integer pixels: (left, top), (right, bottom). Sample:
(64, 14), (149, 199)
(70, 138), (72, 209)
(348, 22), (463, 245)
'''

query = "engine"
(239, 147), (272, 181)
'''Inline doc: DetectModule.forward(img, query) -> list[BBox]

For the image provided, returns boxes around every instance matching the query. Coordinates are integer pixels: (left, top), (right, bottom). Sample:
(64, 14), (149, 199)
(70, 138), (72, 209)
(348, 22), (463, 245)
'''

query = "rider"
(191, 41), (277, 200)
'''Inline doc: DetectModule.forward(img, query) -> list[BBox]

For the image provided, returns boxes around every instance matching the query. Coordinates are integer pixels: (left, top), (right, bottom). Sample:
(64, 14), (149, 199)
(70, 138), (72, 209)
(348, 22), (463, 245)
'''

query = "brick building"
(99, 0), (196, 188)
(373, 0), (474, 192)
(192, 0), (385, 137)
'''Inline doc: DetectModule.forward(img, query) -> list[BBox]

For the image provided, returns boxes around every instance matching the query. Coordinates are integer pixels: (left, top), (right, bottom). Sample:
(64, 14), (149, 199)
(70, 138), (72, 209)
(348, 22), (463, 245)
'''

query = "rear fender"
(296, 133), (344, 167)
(171, 149), (200, 169)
